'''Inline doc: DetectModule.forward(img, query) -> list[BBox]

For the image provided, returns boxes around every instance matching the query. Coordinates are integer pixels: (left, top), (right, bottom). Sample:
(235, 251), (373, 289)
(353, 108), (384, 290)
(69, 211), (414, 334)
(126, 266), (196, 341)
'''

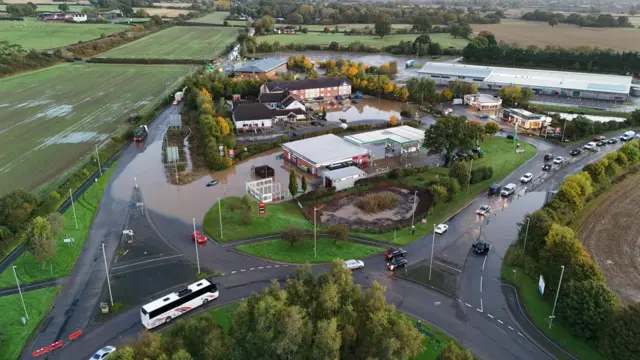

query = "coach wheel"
(165, 316), (172, 324)
(203, 298), (209, 305)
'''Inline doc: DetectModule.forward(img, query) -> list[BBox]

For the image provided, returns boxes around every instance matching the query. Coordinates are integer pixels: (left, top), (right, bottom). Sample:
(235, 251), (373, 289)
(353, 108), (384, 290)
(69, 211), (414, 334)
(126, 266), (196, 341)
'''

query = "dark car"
(283, 274), (296, 284)
(507, 134), (515, 140)
(313, 96), (324, 101)
(607, 138), (618, 144)
(542, 163), (552, 171)
(206, 180), (219, 187)
(455, 151), (468, 159)
(472, 239), (491, 254)
(386, 258), (408, 271)
(569, 149), (582, 156)
(478, 114), (489, 119)
(544, 153), (554, 161)
(384, 247), (407, 261)
(597, 140), (607, 147)
(335, 95), (344, 100)
(488, 184), (501, 195)
(471, 147), (482, 154)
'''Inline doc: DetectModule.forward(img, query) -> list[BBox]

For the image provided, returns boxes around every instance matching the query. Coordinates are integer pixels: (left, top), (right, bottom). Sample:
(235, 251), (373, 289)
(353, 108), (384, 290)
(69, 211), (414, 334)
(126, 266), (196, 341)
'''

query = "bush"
(280, 227), (308, 246)
(327, 224), (349, 243)
(598, 302), (640, 360)
(470, 166), (493, 184)
(297, 186), (336, 202)
(427, 184), (448, 205)
(356, 193), (398, 214)
(388, 168), (405, 179)
(449, 161), (470, 187)
(354, 175), (387, 187)
(557, 280), (618, 341)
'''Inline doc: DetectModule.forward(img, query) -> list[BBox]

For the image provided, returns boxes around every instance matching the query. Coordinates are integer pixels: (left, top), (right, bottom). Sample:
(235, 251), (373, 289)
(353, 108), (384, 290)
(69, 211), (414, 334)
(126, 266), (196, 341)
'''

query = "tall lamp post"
(429, 224), (436, 281)
(522, 217), (531, 256)
(313, 207), (317, 259)
(410, 191), (418, 233)
(12, 266), (28, 320)
(549, 265), (565, 329)
(101, 243), (114, 306)
(192, 218), (201, 275)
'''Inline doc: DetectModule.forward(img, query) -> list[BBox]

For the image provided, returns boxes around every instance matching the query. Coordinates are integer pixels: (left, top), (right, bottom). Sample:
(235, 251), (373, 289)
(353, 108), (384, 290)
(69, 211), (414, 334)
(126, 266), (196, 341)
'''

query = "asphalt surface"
(22, 103), (632, 360)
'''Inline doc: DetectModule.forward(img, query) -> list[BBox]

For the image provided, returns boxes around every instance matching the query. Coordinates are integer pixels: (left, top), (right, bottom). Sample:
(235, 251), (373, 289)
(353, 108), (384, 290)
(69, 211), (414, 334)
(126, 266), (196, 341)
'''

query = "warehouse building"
(418, 62), (633, 101)
(281, 134), (369, 176)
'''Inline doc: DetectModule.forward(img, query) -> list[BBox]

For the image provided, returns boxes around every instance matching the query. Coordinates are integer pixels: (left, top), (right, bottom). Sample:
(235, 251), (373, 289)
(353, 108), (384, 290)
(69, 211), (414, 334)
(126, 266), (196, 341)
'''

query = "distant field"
(0, 63), (191, 195)
(155, 2), (192, 7)
(504, 7), (640, 25)
(304, 23), (413, 31)
(187, 11), (230, 24)
(97, 26), (239, 59)
(134, 7), (191, 17)
(0, 19), (128, 50)
(472, 19), (640, 51)
(0, 4), (87, 11)
(3, 0), (89, 3)
(260, 33), (468, 49)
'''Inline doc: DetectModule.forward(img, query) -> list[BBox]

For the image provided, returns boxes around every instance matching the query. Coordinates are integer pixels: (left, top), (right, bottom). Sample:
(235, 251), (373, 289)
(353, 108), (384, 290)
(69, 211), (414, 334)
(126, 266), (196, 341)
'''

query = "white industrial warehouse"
(418, 62), (633, 101)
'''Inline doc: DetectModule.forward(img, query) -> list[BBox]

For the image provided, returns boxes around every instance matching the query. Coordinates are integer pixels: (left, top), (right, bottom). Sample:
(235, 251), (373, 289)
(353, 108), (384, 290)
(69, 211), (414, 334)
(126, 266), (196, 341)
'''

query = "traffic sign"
(258, 202), (266, 215)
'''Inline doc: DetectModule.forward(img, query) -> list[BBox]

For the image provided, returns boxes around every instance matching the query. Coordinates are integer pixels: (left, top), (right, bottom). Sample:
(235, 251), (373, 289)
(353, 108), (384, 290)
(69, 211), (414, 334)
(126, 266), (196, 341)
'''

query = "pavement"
(19, 102), (632, 360)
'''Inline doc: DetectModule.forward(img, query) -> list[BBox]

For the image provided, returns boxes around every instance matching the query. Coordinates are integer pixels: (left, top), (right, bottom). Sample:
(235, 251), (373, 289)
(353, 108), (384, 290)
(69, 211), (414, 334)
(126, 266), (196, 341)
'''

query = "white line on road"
(241, 269), (246, 272)
(283, 265), (288, 267)
(250, 268), (255, 270)
(434, 261), (462, 272)
(480, 276), (483, 293)
(267, 266), (272, 268)
(508, 326), (515, 331)
(465, 303), (472, 308)
(482, 255), (487, 270)
(487, 314), (494, 319)
(258, 267), (263, 269)
(231, 271), (236, 274)
(518, 332), (524, 337)
(111, 254), (183, 271)
(476, 308), (483, 312)
(274, 265), (280, 267)
(498, 320), (504, 324)
(480, 298), (483, 312)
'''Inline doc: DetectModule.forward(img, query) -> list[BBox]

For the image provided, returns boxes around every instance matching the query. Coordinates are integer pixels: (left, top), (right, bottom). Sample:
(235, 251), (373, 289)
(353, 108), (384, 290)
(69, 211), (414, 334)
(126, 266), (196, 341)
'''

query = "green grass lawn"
(355, 136), (537, 244)
(502, 261), (604, 360)
(187, 11), (230, 24)
(97, 26), (239, 59)
(203, 198), (313, 242)
(236, 238), (383, 264)
(0, 5), (87, 12)
(0, 287), (59, 360)
(0, 163), (117, 288)
(303, 23), (414, 31)
(0, 19), (128, 50)
(259, 33), (469, 49)
(0, 63), (190, 195)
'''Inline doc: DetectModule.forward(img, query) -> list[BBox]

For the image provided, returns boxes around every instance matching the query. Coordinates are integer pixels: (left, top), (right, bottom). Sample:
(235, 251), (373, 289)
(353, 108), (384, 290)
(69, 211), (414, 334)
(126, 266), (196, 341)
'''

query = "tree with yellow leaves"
(389, 115), (398, 126)
(216, 116), (230, 135)
(383, 81), (395, 94)
(347, 63), (359, 77)
(399, 88), (409, 102)
(441, 88), (453, 101)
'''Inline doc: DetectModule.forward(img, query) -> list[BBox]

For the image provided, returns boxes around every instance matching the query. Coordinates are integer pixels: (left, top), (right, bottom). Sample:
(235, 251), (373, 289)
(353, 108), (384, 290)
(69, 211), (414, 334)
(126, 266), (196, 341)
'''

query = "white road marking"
(241, 269), (246, 272)
(487, 314), (494, 319)
(465, 303), (472, 308)
(480, 276), (483, 293)
(476, 308), (483, 313)
(518, 332), (524, 337)
(508, 326), (515, 331)
(267, 266), (272, 268)
(434, 261), (462, 272)
(231, 271), (236, 274)
(258, 267), (263, 269)
(434, 301), (441, 306)
(482, 255), (488, 270)
(250, 268), (255, 271)
(274, 265), (280, 267)
(283, 265), (288, 267)
(111, 254), (183, 270)
(480, 298), (483, 312)
(498, 320), (504, 324)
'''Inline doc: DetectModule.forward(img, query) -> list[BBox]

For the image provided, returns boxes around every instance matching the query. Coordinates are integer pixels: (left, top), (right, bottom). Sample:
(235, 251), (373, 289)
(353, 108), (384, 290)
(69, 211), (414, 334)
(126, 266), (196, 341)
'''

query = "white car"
(501, 183), (517, 196)
(520, 173), (533, 183)
(583, 142), (596, 151)
(344, 259), (364, 270)
(90, 346), (116, 360)
(434, 224), (449, 234)
(553, 156), (564, 164)
(476, 205), (491, 216)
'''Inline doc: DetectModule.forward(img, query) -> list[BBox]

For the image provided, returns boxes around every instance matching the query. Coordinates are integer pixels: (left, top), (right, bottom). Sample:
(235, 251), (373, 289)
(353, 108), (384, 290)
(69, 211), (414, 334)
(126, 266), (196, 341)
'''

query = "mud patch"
(42, 131), (109, 145)
(33, 104), (74, 119)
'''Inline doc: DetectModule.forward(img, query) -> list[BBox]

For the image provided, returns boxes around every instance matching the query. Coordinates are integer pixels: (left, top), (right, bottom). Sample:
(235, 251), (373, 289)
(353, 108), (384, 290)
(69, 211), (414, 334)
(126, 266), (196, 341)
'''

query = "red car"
(190, 231), (207, 244)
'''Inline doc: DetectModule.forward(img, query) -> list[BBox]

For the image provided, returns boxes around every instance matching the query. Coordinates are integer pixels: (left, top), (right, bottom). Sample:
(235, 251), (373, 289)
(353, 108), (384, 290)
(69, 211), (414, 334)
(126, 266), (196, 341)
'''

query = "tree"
(321, 106), (327, 119)
(47, 212), (65, 235)
(428, 184), (449, 205)
(437, 342), (474, 360)
(484, 122), (499, 135)
(311, 318), (341, 359)
(58, 3), (70, 12)
(0, 189), (39, 234)
(389, 115), (398, 126)
(441, 88), (453, 101)
(281, 227), (306, 247)
(287, 13), (303, 24)
(374, 19), (392, 39)
(300, 176), (307, 193)
(134, 8), (148, 17)
(327, 224), (349, 244)
(423, 116), (476, 166)
(288, 170), (298, 198)
(449, 160), (470, 187)
(548, 18), (559, 27)
(557, 280), (618, 340)
(24, 216), (55, 268)
(599, 302), (640, 360)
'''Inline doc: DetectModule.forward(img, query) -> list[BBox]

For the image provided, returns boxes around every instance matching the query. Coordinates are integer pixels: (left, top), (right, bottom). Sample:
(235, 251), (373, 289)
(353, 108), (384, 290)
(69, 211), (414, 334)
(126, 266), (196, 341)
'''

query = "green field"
(97, 26), (239, 59)
(187, 11), (229, 24)
(0, 63), (190, 195)
(237, 238), (383, 264)
(259, 33), (468, 49)
(0, 4), (87, 12)
(304, 23), (413, 31)
(0, 18), (128, 50)
(0, 163), (117, 288)
(0, 287), (59, 360)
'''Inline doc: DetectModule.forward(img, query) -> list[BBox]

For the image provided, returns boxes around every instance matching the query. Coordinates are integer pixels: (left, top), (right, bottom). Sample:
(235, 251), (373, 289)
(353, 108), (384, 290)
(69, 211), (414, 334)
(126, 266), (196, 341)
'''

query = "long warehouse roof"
(344, 125), (425, 146)
(418, 62), (632, 95)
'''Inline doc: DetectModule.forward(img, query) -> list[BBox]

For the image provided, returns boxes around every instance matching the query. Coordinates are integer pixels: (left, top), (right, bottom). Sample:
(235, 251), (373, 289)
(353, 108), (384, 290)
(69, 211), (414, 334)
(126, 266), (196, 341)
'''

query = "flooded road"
(308, 98), (406, 123)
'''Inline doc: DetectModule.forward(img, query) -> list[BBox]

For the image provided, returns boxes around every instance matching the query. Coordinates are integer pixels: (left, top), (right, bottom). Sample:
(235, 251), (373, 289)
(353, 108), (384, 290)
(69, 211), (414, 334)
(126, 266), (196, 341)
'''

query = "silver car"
(344, 259), (365, 270)
(501, 183), (516, 196)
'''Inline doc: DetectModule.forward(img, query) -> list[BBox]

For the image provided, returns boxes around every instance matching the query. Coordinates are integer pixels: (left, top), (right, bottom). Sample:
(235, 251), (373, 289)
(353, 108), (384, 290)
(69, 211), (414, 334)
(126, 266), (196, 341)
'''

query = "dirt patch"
(578, 171), (640, 305)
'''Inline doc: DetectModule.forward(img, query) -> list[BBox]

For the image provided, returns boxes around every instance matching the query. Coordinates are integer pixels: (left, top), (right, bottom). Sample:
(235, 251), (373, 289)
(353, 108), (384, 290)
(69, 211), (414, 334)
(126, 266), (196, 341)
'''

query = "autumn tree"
(484, 122), (500, 135)
(288, 169), (298, 198)
(437, 342), (474, 360)
(389, 115), (398, 126)
(24, 216), (55, 268)
(441, 88), (453, 101)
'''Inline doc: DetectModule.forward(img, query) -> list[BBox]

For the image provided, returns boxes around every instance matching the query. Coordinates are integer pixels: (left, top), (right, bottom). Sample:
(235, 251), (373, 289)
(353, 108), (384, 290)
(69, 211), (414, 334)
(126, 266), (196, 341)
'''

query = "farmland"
(0, 19), (129, 50)
(188, 11), (228, 24)
(134, 7), (192, 17)
(0, 63), (191, 195)
(97, 26), (239, 59)
(259, 33), (468, 49)
(472, 19), (640, 52)
(0, 4), (86, 12)
(303, 23), (413, 31)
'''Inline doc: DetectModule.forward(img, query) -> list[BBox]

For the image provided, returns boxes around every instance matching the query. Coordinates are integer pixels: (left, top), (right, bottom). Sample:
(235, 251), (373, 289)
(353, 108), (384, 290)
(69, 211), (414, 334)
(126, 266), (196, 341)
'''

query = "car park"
(190, 231), (207, 244)
(569, 149), (582, 156)
(386, 258), (408, 271)
(544, 153), (554, 161)
(488, 184), (501, 195)
(501, 183), (516, 196)
(553, 156), (564, 164)
(472, 239), (491, 254)
(542, 163), (552, 171)
(434, 224), (449, 234)
(384, 247), (406, 260)
(90, 346), (116, 360)
(344, 259), (364, 270)
(476, 205), (491, 216)
(607, 138), (618, 144)
(520, 173), (533, 183)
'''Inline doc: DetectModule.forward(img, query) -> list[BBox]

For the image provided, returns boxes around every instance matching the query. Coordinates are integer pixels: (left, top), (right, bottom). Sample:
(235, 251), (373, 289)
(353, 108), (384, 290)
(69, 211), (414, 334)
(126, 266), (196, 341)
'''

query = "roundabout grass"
(236, 237), (383, 264)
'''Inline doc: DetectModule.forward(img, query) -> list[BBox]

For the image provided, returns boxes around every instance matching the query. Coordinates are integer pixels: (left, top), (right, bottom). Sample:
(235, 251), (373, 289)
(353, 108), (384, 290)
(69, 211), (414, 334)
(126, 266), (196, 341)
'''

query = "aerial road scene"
(1, 0), (640, 360)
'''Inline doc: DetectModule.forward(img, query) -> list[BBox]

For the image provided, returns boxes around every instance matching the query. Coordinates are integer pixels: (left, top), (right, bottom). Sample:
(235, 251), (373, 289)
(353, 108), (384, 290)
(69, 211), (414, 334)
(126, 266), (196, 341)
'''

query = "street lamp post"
(410, 191), (418, 231)
(467, 159), (474, 192)
(523, 217), (531, 256)
(12, 266), (28, 320)
(69, 189), (78, 230)
(95, 144), (102, 177)
(313, 207), (317, 259)
(101, 243), (114, 306)
(429, 224), (435, 281)
(217, 198), (223, 240)
(192, 218), (201, 275)
(549, 265), (565, 329)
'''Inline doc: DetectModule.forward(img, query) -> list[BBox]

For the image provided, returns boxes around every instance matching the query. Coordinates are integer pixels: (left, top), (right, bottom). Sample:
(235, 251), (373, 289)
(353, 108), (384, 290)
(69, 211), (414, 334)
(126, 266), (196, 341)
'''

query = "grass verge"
(236, 238), (383, 264)
(0, 163), (118, 288)
(0, 286), (60, 360)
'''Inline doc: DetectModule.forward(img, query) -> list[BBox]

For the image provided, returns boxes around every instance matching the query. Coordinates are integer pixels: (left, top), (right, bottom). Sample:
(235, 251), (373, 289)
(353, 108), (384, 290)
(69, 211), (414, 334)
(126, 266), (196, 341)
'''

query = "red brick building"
(260, 77), (352, 101)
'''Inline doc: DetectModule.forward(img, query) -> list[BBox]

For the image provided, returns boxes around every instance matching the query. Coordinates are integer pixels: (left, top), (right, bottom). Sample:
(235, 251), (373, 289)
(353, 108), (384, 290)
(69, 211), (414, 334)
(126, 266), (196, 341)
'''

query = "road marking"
(498, 320), (504, 324)
(465, 303), (472, 308)
(487, 314), (494, 319)
(283, 265), (288, 267)
(231, 271), (236, 274)
(508, 326), (515, 331)
(480, 298), (483, 312)
(482, 255), (488, 270)
(275, 265), (280, 268)
(434, 301), (441, 306)
(241, 269), (246, 272)
(250, 268), (255, 271)
(480, 276), (483, 293)
(111, 254), (183, 271)
(518, 332), (524, 337)
(434, 261), (462, 273)
(258, 267), (263, 269)
(476, 308), (483, 313)
(267, 266), (272, 268)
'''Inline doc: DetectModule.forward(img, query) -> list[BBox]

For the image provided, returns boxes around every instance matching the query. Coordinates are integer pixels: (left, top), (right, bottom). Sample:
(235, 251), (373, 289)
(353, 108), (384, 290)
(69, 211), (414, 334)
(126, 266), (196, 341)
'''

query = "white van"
(621, 131), (635, 141)
(501, 183), (516, 197)
(583, 142), (597, 151)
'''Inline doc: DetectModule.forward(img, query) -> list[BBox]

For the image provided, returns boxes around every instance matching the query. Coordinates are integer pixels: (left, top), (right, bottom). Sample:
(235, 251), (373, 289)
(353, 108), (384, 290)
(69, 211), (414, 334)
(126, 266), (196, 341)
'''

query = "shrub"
(598, 302), (640, 360)
(280, 227), (308, 246)
(483, 166), (493, 179)
(557, 280), (618, 341)
(470, 168), (484, 184)
(354, 175), (386, 187)
(388, 168), (405, 179)
(356, 193), (398, 214)
(449, 161), (469, 186)
(297, 187), (336, 202)
(427, 184), (448, 205)
(327, 224), (349, 243)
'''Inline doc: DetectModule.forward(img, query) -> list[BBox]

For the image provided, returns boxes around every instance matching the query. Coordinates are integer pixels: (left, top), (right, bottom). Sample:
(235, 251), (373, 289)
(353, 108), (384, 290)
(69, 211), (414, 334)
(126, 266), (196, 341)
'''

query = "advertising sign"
(538, 275), (546, 295)
(258, 202), (266, 215)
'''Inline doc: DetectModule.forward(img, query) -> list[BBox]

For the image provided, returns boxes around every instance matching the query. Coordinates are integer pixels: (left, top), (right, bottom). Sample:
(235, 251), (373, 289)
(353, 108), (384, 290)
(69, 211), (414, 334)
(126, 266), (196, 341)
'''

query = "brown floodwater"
(308, 98), (405, 123)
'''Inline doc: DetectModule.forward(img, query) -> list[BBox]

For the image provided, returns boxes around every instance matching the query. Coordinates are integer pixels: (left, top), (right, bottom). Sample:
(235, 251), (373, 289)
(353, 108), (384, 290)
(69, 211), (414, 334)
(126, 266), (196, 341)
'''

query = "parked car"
(507, 134), (514, 140)
(520, 173), (533, 183)
(335, 95), (344, 100)
(570, 148), (582, 156)
(593, 135), (606, 141)
(553, 156), (565, 164)
(344, 259), (364, 270)
(597, 140), (607, 147)
(478, 114), (489, 119)
(544, 153), (554, 161)
(384, 248), (406, 260)
(387, 258), (408, 271)
(434, 224), (449, 234)
(206, 180), (219, 187)
(488, 184), (501, 195)
(607, 138), (619, 144)
(476, 205), (491, 216)
(471, 147), (482, 154)
(472, 239), (491, 254)
(583, 142), (596, 151)
(90, 346), (116, 360)
(501, 183), (516, 197)
(542, 163), (552, 171)
(190, 231), (207, 244)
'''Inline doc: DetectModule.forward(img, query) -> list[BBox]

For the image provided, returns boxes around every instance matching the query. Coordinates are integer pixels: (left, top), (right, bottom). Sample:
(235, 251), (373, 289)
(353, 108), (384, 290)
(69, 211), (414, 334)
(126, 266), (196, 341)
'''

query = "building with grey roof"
(233, 58), (287, 79)
(281, 134), (369, 176)
(418, 62), (632, 101)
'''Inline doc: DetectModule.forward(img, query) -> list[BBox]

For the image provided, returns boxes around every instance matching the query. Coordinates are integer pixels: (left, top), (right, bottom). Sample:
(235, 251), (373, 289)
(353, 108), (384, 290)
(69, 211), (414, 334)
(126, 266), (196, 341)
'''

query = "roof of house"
(233, 103), (305, 122)
(282, 134), (368, 166)
(258, 92), (285, 103)
(323, 166), (366, 180)
(234, 58), (287, 74)
(418, 62), (632, 95)
(265, 77), (351, 92)
(344, 126), (425, 146)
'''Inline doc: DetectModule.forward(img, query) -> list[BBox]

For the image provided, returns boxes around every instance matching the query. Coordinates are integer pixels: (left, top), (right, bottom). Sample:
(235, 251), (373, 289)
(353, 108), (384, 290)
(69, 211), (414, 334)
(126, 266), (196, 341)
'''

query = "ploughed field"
(0, 63), (191, 195)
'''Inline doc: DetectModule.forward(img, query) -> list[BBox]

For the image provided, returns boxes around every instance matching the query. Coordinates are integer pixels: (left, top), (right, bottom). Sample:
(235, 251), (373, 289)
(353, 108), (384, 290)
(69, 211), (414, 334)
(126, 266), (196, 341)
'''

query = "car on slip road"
(553, 156), (565, 164)
(570, 149), (582, 156)
(607, 138), (619, 144)
(190, 231), (207, 244)
(472, 239), (491, 254)
(488, 184), (501, 195)
(90, 346), (116, 360)
(344, 259), (365, 270)
(434, 224), (449, 234)
(520, 173), (533, 183)
(386, 258), (408, 271)
(544, 153), (554, 161)
(384, 247), (406, 260)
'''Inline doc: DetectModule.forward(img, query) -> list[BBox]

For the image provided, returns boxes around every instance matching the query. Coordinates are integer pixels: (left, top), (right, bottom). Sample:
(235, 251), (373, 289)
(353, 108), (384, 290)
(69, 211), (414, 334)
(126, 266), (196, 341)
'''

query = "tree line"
(546, 110), (640, 141)
(521, 10), (635, 28)
(506, 141), (640, 360)
(463, 32), (640, 75)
